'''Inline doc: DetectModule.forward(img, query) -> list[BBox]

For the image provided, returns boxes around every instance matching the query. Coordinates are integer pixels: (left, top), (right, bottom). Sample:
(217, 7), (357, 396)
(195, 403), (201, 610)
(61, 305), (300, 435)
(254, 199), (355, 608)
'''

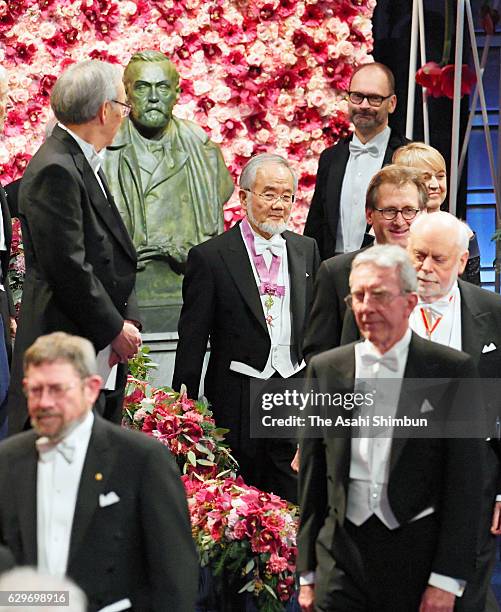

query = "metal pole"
(465, 0), (501, 221)
(449, 0), (465, 216)
(406, 0), (419, 139)
(496, 47), (501, 293)
(417, 0), (430, 143)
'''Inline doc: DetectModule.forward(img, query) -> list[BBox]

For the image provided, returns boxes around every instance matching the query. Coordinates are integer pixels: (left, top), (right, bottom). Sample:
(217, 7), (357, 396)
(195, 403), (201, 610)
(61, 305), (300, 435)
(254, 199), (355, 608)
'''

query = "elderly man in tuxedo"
(407, 211), (501, 612)
(173, 153), (320, 502)
(8, 60), (142, 433)
(0, 332), (197, 612)
(298, 245), (485, 612)
(304, 62), (409, 260)
(303, 164), (428, 361)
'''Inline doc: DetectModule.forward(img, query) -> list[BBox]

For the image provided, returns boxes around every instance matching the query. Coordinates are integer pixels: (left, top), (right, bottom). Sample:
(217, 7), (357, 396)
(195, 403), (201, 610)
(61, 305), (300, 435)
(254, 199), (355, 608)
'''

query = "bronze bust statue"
(104, 50), (234, 332)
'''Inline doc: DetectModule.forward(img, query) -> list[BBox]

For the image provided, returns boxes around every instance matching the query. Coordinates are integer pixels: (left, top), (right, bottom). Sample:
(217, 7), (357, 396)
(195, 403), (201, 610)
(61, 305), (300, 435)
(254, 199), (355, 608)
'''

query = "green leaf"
(187, 450), (197, 466)
(196, 459), (216, 466)
(237, 580), (255, 594)
(263, 583), (278, 599)
(244, 559), (255, 574)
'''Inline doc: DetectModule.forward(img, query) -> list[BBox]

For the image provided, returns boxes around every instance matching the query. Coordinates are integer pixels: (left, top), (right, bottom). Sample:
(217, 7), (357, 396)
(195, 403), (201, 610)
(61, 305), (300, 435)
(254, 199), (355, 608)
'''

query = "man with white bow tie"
(298, 245), (485, 612)
(173, 153), (320, 502)
(408, 211), (501, 612)
(0, 332), (197, 612)
(304, 62), (409, 260)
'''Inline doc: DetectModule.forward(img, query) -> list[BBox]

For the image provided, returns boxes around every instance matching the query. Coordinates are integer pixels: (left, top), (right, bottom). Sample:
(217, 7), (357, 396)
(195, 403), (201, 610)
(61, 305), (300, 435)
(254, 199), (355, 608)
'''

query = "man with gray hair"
(298, 244), (485, 612)
(407, 211), (501, 611)
(173, 153), (320, 502)
(8, 60), (142, 433)
(0, 332), (197, 612)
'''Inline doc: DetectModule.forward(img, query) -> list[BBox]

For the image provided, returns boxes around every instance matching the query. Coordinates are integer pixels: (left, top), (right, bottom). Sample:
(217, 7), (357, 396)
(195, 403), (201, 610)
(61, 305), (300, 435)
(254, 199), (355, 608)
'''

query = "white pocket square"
(99, 491), (120, 507)
(482, 343), (497, 353)
(306, 272), (309, 278)
(420, 399), (435, 414)
(97, 598), (131, 612)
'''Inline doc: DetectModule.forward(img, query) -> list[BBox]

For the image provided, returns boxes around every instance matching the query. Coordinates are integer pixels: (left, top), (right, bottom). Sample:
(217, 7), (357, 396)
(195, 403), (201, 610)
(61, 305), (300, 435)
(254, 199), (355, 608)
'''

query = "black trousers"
(315, 514), (440, 612)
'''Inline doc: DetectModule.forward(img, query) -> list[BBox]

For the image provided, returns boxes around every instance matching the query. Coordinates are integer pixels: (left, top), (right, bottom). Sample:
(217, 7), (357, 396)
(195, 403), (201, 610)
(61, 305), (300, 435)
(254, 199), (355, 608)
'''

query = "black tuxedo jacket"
(172, 222), (320, 450)
(0, 185), (15, 361)
(339, 280), (501, 379)
(297, 334), (486, 584)
(9, 126), (140, 433)
(0, 415), (198, 611)
(303, 247), (368, 362)
(303, 129), (408, 260)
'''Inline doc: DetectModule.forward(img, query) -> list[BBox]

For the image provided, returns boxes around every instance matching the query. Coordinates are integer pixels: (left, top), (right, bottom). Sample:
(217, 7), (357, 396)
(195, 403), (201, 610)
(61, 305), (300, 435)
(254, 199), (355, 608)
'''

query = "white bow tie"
(36, 437), (76, 464)
(419, 298), (452, 318)
(253, 235), (285, 257)
(360, 351), (399, 372)
(349, 141), (380, 158)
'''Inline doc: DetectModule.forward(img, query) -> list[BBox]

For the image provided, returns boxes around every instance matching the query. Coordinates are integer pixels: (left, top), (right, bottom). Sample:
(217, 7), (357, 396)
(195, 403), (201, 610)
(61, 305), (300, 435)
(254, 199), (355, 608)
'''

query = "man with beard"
(172, 154), (320, 502)
(104, 51), (234, 331)
(304, 63), (409, 260)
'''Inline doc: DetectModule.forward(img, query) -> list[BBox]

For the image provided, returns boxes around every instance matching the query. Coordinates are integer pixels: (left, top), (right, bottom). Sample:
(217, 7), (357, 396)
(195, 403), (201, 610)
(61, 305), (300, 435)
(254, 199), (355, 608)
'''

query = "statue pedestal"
(136, 260), (183, 333)
(142, 332), (209, 396)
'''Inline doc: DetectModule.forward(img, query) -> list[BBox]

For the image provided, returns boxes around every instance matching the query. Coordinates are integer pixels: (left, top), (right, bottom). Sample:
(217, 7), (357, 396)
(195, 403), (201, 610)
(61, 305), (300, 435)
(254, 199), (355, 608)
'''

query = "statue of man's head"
(124, 50), (180, 140)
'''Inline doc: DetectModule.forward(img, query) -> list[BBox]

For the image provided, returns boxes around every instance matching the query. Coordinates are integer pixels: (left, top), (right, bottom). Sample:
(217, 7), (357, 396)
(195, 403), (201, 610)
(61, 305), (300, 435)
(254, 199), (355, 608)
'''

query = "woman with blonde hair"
(393, 142), (480, 285)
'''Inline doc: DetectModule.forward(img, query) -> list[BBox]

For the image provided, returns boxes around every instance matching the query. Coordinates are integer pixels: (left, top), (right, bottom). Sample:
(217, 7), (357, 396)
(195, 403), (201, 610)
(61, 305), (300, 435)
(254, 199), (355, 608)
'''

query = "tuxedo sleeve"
(303, 149), (331, 259)
(140, 441), (198, 611)
(22, 163), (124, 348)
(303, 261), (343, 361)
(297, 359), (328, 573)
(172, 245), (215, 398)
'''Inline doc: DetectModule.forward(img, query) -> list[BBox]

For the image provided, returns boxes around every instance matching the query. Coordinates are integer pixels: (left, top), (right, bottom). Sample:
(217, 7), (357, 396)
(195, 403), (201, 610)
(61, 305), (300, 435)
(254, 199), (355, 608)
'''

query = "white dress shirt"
(336, 126), (390, 253)
(230, 223), (303, 379)
(37, 411), (94, 577)
(410, 282), (461, 350)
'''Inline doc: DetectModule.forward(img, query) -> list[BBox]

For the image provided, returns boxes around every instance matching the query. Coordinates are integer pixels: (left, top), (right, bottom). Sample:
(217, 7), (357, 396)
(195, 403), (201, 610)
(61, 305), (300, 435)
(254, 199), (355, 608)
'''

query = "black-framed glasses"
(344, 291), (406, 309)
(373, 206), (420, 221)
(347, 91), (393, 107)
(244, 190), (295, 205)
(111, 99), (132, 117)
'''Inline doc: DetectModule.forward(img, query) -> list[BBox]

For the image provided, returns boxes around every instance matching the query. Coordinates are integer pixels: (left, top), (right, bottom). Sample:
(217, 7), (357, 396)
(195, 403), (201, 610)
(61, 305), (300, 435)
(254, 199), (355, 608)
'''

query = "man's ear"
(97, 101), (108, 125)
(388, 94), (397, 115)
(239, 189), (248, 212)
(458, 250), (469, 275)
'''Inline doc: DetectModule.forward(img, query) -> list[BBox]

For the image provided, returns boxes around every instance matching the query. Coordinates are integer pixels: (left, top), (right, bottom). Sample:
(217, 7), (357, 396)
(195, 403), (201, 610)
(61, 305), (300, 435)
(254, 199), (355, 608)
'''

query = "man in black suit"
(0, 332), (197, 612)
(406, 211), (501, 611)
(0, 67), (18, 435)
(303, 164), (427, 361)
(172, 153), (320, 502)
(297, 245), (485, 612)
(304, 62), (409, 260)
(8, 60), (142, 433)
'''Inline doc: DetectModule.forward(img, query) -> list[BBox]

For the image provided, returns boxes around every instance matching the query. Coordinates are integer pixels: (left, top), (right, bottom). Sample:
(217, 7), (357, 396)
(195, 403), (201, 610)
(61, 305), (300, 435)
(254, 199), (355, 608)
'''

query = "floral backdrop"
(0, 0), (376, 231)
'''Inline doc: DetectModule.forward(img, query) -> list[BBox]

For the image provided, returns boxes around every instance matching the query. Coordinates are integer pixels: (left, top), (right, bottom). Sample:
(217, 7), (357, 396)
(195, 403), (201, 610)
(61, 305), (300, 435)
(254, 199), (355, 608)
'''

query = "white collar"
(352, 125), (390, 155)
(360, 326), (412, 359)
(58, 123), (105, 174)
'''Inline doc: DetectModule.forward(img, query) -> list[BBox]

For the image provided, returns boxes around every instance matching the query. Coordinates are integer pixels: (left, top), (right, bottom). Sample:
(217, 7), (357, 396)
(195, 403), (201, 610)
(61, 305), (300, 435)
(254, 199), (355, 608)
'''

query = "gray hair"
(409, 211), (470, 252)
(50, 60), (123, 125)
(0, 567), (87, 611)
(24, 332), (97, 379)
(239, 153), (298, 192)
(351, 245), (418, 293)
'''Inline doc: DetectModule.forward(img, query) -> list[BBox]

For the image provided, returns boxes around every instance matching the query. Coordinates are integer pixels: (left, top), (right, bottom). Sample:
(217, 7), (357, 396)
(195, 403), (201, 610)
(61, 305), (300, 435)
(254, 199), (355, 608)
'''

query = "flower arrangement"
(8, 216), (24, 313)
(0, 0), (376, 232)
(123, 377), (239, 479)
(186, 476), (299, 612)
(415, 0), (476, 100)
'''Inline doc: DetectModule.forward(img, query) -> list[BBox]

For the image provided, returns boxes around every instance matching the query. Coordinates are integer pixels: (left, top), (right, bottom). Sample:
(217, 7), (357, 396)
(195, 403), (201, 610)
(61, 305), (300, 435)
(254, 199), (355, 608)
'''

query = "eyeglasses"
(111, 99), (132, 117)
(373, 206), (420, 221)
(347, 91), (393, 107)
(344, 290), (406, 309)
(244, 190), (295, 205)
(23, 381), (81, 401)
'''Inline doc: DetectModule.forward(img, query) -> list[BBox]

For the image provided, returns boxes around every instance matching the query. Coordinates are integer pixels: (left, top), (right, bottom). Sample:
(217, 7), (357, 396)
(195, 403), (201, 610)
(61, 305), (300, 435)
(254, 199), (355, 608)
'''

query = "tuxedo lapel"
(459, 280), (490, 360)
(68, 418), (114, 566)
(285, 232), (306, 350)
(325, 140), (350, 238)
(219, 224), (267, 333)
(13, 436), (38, 565)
